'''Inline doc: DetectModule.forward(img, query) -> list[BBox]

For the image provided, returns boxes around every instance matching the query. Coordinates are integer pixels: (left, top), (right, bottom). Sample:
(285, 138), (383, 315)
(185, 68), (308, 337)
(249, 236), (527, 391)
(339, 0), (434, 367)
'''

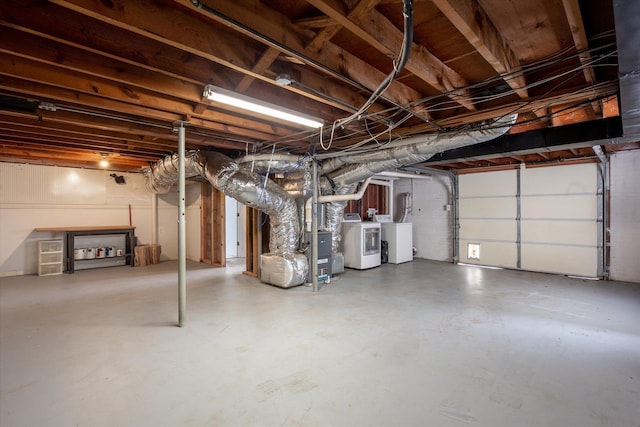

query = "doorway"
(225, 196), (246, 259)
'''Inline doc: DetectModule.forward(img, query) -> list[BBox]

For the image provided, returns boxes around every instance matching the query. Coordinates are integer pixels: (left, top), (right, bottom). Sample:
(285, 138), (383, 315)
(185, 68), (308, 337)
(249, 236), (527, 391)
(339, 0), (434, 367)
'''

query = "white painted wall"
(393, 175), (453, 261)
(609, 150), (640, 283)
(0, 162), (201, 276)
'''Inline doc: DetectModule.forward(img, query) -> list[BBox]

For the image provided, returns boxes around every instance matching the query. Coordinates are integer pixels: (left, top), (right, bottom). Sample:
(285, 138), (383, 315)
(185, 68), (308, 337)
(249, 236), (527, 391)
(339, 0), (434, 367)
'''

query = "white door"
(458, 163), (600, 277)
(225, 196), (238, 258)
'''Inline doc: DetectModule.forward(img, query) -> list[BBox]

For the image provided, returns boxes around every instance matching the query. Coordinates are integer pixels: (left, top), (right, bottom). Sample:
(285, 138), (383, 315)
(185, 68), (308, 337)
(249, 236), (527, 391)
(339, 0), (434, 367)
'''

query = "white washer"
(342, 222), (381, 270)
(381, 222), (413, 264)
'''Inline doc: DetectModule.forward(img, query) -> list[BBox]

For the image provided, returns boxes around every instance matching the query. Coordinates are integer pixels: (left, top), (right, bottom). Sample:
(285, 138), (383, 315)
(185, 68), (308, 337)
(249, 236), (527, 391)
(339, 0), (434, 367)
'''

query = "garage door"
(458, 169), (518, 269)
(458, 163), (602, 277)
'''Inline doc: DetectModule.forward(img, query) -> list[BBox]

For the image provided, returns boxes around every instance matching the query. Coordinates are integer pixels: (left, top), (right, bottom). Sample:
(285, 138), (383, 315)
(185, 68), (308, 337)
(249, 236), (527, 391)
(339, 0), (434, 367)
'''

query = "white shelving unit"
(38, 240), (64, 276)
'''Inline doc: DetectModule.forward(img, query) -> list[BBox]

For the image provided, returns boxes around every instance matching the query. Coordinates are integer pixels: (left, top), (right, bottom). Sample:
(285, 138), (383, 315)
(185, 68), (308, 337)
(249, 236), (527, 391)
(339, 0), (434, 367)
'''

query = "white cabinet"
(381, 222), (413, 264)
(38, 240), (64, 276)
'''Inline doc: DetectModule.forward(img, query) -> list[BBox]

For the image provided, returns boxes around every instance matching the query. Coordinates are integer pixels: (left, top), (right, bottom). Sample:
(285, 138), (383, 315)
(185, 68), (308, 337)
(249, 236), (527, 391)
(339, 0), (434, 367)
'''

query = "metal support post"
(312, 159), (319, 292)
(177, 122), (187, 326)
(450, 172), (460, 263)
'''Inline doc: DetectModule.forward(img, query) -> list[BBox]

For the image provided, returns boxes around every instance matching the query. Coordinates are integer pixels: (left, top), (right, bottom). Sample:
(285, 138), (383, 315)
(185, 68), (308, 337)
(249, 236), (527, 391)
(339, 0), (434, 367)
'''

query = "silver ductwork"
(143, 114), (516, 289)
(143, 151), (204, 194)
(323, 184), (358, 253)
(325, 114), (518, 185)
(237, 153), (308, 174)
(201, 152), (301, 256)
(396, 192), (412, 223)
(144, 151), (307, 287)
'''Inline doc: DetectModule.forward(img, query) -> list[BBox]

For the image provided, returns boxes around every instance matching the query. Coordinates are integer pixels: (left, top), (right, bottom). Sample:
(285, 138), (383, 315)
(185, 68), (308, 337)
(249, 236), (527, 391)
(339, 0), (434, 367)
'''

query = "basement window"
(467, 243), (481, 260)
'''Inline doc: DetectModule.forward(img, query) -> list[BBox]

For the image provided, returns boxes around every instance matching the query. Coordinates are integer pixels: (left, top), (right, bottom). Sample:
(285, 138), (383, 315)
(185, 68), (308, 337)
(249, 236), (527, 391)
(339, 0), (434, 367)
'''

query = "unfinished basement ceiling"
(0, 0), (635, 172)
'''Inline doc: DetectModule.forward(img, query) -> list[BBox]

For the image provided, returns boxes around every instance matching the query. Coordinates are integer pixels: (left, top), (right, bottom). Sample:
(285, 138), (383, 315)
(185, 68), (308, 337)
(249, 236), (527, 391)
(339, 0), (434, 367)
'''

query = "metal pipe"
(593, 145), (609, 278)
(177, 122), (187, 327)
(376, 171), (432, 180)
(592, 145), (608, 164)
(451, 172), (459, 264)
(312, 159), (319, 292)
(305, 177), (372, 231)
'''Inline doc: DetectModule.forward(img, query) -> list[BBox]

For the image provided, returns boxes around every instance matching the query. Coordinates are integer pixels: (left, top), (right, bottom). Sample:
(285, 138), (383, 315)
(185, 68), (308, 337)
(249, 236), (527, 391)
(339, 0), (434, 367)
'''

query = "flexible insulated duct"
(237, 154), (308, 174)
(396, 192), (411, 223)
(324, 114), (517, 185)
(144, 151), (300, 256)
(323, 184), (358, 253)
(143, 151), (204, 194)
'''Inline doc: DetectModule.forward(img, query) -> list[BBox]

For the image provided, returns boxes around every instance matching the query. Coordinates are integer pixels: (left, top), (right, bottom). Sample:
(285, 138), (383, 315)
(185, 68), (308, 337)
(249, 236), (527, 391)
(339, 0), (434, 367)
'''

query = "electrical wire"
(318, 0), (414, 151)
(259, 35), (618, 155)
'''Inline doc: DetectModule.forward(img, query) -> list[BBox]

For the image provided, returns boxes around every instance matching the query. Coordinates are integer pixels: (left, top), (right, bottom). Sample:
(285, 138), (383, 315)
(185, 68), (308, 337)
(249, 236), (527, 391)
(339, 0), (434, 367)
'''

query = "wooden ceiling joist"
(561, 0), (602, 115)
(181, 0), (424, 108)
(306, 0), (477, 110)
(431, 0), (528, 99)
(0, 0), (623, 172)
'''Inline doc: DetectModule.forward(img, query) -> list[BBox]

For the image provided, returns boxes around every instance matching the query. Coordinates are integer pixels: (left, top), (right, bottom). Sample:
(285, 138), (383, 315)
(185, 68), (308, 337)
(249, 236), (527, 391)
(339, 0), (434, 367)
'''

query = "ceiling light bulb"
(99, 158), (109, 168)
(275, 74), (293, 86)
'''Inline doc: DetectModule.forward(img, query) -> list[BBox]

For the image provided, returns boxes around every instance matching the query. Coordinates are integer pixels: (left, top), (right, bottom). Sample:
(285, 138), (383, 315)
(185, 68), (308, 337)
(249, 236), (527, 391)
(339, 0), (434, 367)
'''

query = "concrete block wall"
(0, 162), (201, 276)
(393, 175), (453, 261)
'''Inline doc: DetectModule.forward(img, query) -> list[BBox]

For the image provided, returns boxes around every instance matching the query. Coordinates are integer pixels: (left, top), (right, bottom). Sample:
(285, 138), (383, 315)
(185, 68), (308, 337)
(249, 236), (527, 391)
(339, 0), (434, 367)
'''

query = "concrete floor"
(1, 259), (639, 427)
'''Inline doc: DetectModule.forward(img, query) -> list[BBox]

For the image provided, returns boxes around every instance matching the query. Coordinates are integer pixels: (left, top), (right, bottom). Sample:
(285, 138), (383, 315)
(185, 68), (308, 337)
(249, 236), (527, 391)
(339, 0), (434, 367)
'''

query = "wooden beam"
(396, 81), (617, 135)
(4, 0), (349, 120)
(0, 25), (203, 103)
(0, 79), (289, 148)
(431, 0), (528, 98)
(0, 145), (148, 167)
(306, 0), (476, 110)
(211, 185), (226, 267)
(294, 15), (337, 29)
(179, 0), (423, 108)
(235, 47), (282, 93)
(0, 133), (164, 160)
(326, 80), (618, 149)
(0, 113), (176, 149)
(300, 4), (433, 120)
(303, 24), (343, 55)
(0, 51), (306, 138)
(7, 0), (389, 118)
(200, 182), (212, 264)
(562, 0), (596, 86)
(243, 207), (260, 277)
(561, 0), (601, 115)
(46, 0), (413, 119)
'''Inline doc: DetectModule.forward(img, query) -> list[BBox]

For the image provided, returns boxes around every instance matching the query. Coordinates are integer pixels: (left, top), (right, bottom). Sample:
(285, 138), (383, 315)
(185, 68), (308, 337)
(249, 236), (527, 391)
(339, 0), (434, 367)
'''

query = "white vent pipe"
(304, 177), (372, 231)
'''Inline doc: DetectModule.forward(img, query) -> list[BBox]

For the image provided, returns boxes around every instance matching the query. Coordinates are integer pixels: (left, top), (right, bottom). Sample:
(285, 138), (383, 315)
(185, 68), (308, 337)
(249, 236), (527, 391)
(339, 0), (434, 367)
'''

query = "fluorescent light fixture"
(203, 84), (323, 129)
